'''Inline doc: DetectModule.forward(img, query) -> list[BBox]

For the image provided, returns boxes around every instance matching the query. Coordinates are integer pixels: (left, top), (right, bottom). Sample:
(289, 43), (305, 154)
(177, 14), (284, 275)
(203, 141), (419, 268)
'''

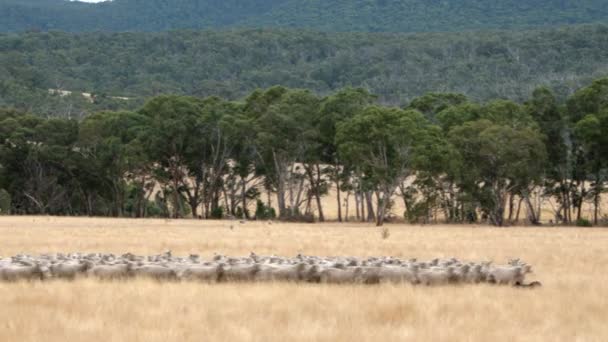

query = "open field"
(0, 217), (607, 341)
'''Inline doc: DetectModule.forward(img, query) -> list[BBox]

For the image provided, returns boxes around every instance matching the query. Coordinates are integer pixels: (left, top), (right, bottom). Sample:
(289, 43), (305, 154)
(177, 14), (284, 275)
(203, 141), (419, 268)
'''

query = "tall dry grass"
(0, 216), (607, 341)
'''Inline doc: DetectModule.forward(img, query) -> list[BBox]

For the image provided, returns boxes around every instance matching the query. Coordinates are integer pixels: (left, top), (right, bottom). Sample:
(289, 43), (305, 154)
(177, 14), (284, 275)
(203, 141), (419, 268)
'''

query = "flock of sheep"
(0, 252), (540, 287)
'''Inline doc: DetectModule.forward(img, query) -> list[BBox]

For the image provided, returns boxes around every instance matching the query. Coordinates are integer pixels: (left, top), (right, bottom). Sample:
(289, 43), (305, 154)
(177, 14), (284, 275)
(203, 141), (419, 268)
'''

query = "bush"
(145, 201), (163, 217)
(0, 189), (10, 215)
(235, 206), (250, 219)
(279, 207), (315, 223)
(255, 200), (276, 220)
(405, 202), (429, 224)
(210, 206), (224, 219)
(576, 218), (593, 227)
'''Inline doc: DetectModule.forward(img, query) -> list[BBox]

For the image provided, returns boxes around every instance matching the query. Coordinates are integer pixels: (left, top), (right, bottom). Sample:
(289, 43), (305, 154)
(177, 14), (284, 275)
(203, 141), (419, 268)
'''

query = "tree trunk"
(241, 178), (248, 219)
(376, 192), (390, 226)
(335, 172), (342, 222)
(515, 197), (523, 223)
(188, 197), (199, 218)
(524, 196), (539, 225)
(594, 194), (599, 225)
(507, 193), (515, 223)
(355, 191), (360, 221)
(344, 192), (350, 222)
(314, 191), (324, 222)
(490, 189), (506, 227)
(365, 192), (375, 222)
(172, 179), (180, 219)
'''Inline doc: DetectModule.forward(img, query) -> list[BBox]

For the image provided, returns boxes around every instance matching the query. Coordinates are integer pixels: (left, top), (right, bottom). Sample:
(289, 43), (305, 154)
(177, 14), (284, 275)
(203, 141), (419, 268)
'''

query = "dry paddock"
(0, 216), (606, 342)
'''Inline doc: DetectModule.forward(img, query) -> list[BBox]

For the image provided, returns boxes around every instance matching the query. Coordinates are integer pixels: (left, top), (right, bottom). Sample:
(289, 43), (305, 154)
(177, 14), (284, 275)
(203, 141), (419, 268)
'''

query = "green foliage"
(0, 188), (10, 215)
(448, 119), (547, 226)
(567, 78), (608, 123)
(407, 93), (468, 123)
(336, 106), (425, 186)
(2, 25), (608, 116)
(255, 200), (276, 220)
(0, 79), (606, 225)
(405, 202), (431, 224)
(279, 207), (316, 223)
(210, 206), (224, 220)
(234, 206), (249, 220)
(3, 0), (608, 33)
(576, 218), (593, 227)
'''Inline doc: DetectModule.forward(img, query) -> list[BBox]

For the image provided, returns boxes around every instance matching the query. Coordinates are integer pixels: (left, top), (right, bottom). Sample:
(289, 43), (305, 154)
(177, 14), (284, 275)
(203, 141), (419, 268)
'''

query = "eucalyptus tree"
(139, 95), (202, 218)
(574, 110), (608, 224)
(316, 87), (376, 221)
(337, 106), (427, 226)
(182, 97), (243, 218)
(565, 78), (608, 222)
(78, 110), (150, 216)
(249, 87), (321, 219)
(0, 113), (79, 214)
(526, 87), (570, 223)
(449, 120), (546, 226)
(407, 92), (468, 123)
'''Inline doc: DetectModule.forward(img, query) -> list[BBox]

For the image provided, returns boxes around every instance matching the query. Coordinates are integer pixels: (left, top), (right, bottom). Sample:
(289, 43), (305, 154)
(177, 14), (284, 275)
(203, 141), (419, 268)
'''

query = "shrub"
(255, 200), (276, 220)
(278, 207), (316, 223)
(0, 189), (10, 215)
(210, 206), (224, 219)
(381, 227), (390, 239)
(405, 202), (429, 224)
(235, 206), (250, 219)
(576, 218), (593, 227)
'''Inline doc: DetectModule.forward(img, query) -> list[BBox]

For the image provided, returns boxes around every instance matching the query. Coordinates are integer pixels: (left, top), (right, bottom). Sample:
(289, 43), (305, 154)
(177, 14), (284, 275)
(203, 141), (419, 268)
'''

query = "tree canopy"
(2, 25), (608, 116)
(2, 0), (608, 33)
(1, 78), (606, 226)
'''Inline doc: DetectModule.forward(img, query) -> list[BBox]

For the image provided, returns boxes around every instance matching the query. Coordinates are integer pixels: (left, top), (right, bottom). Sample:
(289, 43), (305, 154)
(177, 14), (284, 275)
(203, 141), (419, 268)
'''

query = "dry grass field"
(0, 216), (607, 341)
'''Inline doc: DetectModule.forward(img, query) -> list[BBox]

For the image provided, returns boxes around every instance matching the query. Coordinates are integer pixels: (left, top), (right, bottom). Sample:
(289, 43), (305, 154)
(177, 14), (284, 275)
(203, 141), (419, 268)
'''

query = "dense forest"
(2, 25), (608, 117)
(1, 79), (607, 226)
(2, 0), (608, 33)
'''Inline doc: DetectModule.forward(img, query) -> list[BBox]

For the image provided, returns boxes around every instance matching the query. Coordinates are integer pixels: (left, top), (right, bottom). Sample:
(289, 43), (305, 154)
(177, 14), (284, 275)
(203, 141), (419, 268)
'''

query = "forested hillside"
(2, 25), (608, 117)
(2, 0), (608, 33)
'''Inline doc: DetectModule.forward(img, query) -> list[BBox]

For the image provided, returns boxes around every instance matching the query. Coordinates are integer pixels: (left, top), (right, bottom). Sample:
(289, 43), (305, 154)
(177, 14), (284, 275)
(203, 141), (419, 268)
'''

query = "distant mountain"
(1, 0), (608, 33)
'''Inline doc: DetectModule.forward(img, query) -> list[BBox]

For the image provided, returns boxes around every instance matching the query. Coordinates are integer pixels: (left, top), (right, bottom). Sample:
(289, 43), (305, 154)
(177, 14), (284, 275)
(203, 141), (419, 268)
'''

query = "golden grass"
(1, 216), (607, 341)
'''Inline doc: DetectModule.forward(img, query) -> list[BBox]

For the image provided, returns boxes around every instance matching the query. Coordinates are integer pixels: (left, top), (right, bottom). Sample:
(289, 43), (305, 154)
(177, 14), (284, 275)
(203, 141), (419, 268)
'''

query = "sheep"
(299, 264), (321, 283)
(488, 266), (525, 285)
(131, 264), (178, 280)
(452, 264), (470, 283)
(375, 266), (419, 285)
(0, 264), (47, 281)
(465, 264), (485, 283)
(255, 263), (307, 282)
(0, 253), (537, 287)
(50, 261), (90, 280)
(319, 267), (363, 284)
(418, 267), (455, 286)
(180, 265), (223, 282)
(188, 254), (201, 263)
(87, 263), (132, 280)
(220, 264), (260, 282)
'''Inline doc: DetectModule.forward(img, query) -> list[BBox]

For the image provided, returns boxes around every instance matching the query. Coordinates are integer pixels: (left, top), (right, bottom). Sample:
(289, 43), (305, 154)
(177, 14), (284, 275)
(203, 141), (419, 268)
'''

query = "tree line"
(0, 79), (607, 226)
(2, 25), (608, 117)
